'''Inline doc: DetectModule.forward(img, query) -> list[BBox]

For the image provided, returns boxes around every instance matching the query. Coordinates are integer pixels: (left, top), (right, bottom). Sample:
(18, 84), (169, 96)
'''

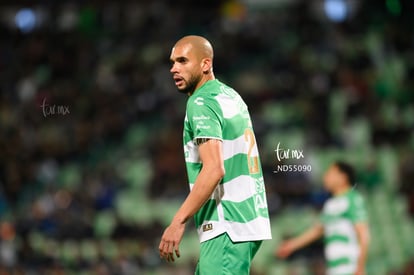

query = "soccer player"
(158, 35), (272, 274)
(276, 161), (370, 275)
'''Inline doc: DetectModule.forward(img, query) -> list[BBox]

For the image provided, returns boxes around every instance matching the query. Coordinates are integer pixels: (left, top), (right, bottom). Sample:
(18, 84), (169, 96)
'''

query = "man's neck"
(188, 74), (215, 96)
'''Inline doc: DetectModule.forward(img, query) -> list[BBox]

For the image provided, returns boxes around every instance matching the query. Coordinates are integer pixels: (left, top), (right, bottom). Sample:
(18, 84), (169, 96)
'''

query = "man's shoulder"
(347, 189), (364, 201)
(187, 81), (223, 108)
(199, 79), (239, 97)
(348, 190), (366, 209)
(196, 80), (223, 97)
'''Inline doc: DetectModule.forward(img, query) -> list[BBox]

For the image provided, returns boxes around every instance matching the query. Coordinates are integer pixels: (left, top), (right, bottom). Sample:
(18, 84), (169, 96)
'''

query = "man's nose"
(170, 64), (178, 74)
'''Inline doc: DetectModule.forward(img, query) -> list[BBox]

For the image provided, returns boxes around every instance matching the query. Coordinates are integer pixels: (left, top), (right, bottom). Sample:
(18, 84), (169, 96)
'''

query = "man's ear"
(201, 58), (212, 74)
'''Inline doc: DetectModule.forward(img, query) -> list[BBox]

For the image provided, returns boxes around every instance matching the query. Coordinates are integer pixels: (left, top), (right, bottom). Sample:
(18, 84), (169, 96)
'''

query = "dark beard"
(177, 74), (202, 95)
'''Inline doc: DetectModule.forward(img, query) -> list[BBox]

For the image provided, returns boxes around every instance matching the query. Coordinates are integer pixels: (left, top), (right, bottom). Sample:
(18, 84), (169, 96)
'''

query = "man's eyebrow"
(171, 56), (188, 62)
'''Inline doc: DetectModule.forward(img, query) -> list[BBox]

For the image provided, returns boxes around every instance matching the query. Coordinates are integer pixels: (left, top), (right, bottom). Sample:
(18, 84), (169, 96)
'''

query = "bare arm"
(159, 139), (224, 262)
(354, 222), (370, 275)
(276, 223), (324, 258)
(173, 139), (224, 224)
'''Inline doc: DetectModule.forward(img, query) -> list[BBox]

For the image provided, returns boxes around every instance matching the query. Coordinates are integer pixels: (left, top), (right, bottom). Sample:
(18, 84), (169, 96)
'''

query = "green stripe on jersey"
(223, 154), (250, 182)
(187, 153), (262, 185)
(222, 197), (269, 223)
(186, 154), (251, 184)
(194, 199), (219, 226)
(325, 235), (350, 244)
(221, 115), (248, 140)
(327, 257), (351, 267)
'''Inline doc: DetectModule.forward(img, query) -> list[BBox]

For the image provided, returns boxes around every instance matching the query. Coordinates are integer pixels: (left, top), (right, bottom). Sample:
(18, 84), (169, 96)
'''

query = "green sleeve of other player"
(349, 192), (368, 223)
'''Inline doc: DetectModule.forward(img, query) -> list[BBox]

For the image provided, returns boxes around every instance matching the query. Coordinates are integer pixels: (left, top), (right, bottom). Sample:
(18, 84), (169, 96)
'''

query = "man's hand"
(275, 240), (296, 259)
(159, 221), (186, 262)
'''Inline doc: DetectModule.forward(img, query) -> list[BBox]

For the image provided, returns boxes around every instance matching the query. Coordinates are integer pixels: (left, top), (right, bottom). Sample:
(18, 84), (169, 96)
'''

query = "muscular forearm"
(173, 165), (224, 224)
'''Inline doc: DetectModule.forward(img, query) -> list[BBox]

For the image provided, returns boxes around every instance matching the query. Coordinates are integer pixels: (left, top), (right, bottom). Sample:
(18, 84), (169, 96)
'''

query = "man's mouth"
(173, 76), (184, 87)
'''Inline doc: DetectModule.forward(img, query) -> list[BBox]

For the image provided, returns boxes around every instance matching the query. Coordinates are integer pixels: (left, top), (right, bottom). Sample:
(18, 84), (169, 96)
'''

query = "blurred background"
(0, 0), (413, 274)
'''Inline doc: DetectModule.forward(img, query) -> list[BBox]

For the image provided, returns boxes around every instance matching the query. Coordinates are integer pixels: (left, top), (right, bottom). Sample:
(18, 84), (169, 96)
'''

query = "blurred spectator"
(399, 152), (414, 217)
(358, 159), (382, 190)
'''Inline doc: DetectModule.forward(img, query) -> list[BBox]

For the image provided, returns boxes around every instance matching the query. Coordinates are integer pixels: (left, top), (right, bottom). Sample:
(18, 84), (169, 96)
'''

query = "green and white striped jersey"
(183, 79), (272, 243)
(321, 189), (368, 275)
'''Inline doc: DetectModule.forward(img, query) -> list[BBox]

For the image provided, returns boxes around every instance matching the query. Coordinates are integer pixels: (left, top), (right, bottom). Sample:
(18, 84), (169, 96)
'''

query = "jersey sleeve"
(349, 193), (368, 223)
(187, 96), (223, 142)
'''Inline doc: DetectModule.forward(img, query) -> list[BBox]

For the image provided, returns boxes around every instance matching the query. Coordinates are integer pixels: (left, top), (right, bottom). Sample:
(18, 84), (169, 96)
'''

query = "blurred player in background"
(276, 161), (370, 275)
(158, 35), (272, 274)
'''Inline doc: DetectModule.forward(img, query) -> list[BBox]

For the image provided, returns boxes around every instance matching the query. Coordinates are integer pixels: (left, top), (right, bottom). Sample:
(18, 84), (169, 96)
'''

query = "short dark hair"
(333, 161), (355, 185)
